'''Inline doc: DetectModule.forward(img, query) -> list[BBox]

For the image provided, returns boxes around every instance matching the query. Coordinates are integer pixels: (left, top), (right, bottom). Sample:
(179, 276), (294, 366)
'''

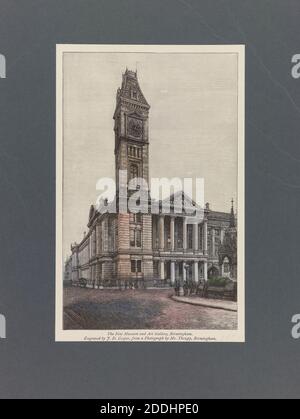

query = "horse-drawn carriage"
(78, 277), (88, 288)
(174, 278), (237, 301)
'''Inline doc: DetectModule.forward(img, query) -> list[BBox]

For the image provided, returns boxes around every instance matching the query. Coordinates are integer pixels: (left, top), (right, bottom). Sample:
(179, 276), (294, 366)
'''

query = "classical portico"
(152, 202), (209, 284)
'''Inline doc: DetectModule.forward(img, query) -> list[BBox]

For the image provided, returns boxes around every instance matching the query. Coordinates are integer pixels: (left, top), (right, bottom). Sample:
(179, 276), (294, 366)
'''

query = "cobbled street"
(64, 287), (237, 330)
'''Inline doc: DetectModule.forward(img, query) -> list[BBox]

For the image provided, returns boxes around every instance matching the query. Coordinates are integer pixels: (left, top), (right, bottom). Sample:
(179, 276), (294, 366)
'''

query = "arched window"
(130, 164), (139, 180)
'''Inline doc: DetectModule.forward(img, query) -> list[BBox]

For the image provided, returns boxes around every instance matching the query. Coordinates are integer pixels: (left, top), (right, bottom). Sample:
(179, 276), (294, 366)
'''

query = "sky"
(62, 51), (238, 259)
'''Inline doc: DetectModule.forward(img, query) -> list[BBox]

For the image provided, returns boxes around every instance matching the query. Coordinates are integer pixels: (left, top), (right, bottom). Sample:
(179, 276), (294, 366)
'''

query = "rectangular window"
(137, 260), (142, 273)
(187, 224), (193, 249)
(175, 218), (183, 249)
(153, 261), (159, 276)
(128, 145), (142, 159)
(208, 230), (212, 256)
(93, 231), (96, 255)
(131, 260), (136, 273)
(135, 213), (142, 224)
(130, 228), (142, 247)
(131, 260), (142, 273)
(198, 224), (203, 250)
(136, 230), (142, 247)
(130, 229), (135, 247)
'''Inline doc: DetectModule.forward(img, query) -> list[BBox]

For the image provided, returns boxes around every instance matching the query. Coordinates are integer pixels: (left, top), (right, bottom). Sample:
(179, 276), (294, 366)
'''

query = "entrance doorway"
(208, 266), (219, 279)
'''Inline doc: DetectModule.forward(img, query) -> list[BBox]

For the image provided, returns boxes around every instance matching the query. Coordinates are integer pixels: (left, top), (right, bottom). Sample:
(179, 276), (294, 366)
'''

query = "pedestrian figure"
(174, 279), (180, 296)
(202, 281), (209, 298)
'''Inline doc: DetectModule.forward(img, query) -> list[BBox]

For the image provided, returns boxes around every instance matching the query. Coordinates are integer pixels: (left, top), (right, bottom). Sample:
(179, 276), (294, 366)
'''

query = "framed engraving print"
(56, 44), (245, 342)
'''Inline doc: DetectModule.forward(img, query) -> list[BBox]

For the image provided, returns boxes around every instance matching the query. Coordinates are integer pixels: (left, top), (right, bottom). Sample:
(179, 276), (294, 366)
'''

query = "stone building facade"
(67, 69), (237, 288)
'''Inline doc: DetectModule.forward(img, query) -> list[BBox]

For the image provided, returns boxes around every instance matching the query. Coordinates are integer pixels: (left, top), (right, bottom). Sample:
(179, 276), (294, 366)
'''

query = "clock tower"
(113, 69), (150, 196)
(113, 69), (153, 282)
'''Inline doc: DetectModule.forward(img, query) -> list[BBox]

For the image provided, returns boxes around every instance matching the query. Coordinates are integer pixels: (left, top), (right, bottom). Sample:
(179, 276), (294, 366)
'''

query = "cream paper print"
(56, 44), (244, 342)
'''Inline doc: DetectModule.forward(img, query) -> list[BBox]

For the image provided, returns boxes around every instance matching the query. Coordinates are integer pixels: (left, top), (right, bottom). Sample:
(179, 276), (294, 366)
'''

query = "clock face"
(128, 117), (143, 138)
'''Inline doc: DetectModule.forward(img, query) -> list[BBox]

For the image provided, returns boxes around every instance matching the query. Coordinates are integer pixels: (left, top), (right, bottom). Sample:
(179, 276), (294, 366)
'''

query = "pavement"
(172, 295), (237, 312)
(64, 288), (237, 330)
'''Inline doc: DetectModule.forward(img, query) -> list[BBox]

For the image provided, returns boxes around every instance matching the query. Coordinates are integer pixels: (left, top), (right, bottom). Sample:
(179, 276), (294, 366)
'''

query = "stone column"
(212, 228), (215, 257)
(170, 216), (175, 251)
(171, 261), (175, 285)
(99, 262), (104, 288)
(193, 261), (199, 283)
(204, 260), (208, 282)
(178, 262), (185, 296)
(89, 265), (92, 286)
(159, 260), (165, 280)
(88, 236), (91, 260)
(95, 263), (100, 288)
(96, 225), (99, 255)
(220, 228), (225, 244)
(193, 223), (198, 251)
(89, 235), (92, 259)
(183, 262), (187, 282)
(159, 215), (165, 250)
(102, 220), (107, 251)
(203, 219), (208, 256)
(92, 265), (96, 288)
(183, 218), (187, 250)
(93, 232), (95, 256)
(101, 262), (105, 284)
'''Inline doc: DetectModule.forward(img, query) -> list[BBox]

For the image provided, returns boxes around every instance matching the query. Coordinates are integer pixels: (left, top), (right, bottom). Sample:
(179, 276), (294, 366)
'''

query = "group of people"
(173, 279), (208, 298)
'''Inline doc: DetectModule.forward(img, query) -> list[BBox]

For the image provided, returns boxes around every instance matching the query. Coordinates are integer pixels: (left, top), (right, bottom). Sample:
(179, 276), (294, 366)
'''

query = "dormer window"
(131, 90), (138, 100)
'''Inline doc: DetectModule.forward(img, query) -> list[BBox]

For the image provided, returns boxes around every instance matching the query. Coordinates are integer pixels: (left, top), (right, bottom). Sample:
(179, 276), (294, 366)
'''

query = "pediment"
(161, 191), (204, 220)
(164, 191), (203, 209)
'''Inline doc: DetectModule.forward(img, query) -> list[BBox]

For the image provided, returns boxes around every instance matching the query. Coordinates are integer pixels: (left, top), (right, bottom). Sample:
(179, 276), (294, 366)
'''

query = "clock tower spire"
(113, 69), (153, 283)
(113, 69), (150, 197)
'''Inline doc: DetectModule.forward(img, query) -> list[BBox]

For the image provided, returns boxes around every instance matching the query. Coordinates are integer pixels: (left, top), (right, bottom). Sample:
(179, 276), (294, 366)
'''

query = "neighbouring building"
(66, 69), (237, 288)
(64, 256), (72, 284)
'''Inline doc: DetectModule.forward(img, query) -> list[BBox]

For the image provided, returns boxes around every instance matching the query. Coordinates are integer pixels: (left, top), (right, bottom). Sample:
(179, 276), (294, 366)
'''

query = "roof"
(208, 210), (231, 220)
(116, 69), (150, 109)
